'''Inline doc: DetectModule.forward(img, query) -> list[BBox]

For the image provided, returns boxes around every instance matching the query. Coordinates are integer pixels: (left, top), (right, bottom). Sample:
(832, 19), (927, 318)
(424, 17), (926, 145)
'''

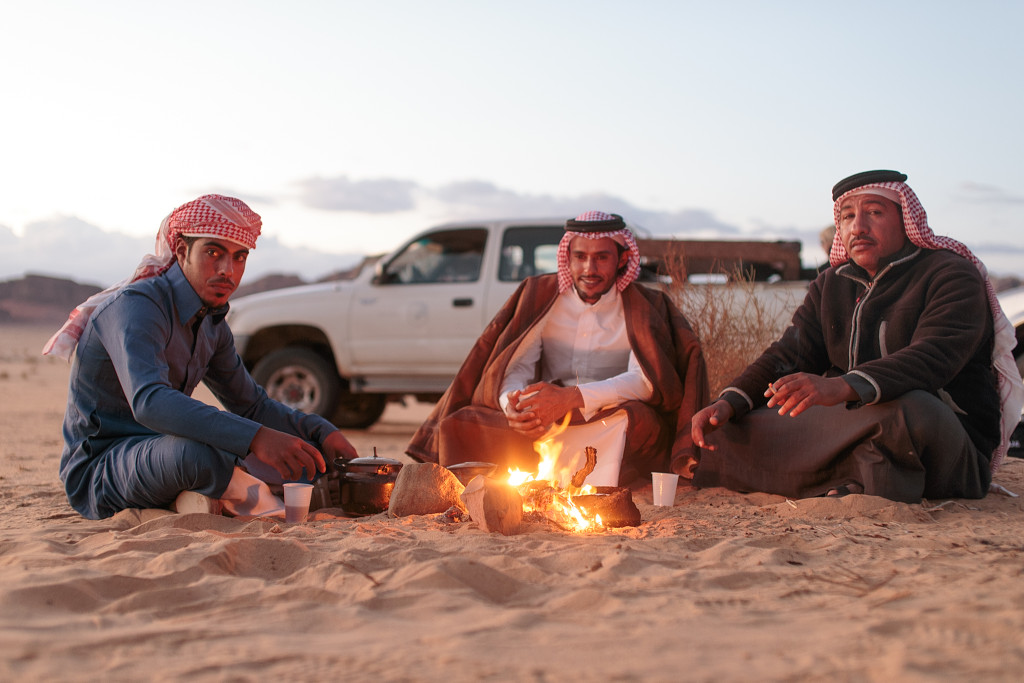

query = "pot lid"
(446, 461), (497, 471)
(347, 454), (403, 467)
(335, 446), (402, 469)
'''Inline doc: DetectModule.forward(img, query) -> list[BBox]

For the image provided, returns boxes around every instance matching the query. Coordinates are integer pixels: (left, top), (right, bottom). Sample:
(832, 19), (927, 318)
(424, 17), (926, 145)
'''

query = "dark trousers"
(81, 435), (238, 519)
(693, 391), (991, 502)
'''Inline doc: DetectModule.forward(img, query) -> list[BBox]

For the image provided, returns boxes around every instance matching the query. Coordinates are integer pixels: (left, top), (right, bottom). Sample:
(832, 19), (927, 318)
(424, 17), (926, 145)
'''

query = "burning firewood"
(520, 480), (556, 511)
(496, 444), (643, 531)
(460, 476), (524, 536)
(572, 487), (641, 528)
(569, 446), (598, 490)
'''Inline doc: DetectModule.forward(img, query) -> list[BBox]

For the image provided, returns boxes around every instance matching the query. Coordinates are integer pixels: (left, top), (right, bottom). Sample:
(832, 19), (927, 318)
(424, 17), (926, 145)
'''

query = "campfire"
(386, 417), (643, 535)
(507, 446), (603, 532)
(460, 428), (641, 535)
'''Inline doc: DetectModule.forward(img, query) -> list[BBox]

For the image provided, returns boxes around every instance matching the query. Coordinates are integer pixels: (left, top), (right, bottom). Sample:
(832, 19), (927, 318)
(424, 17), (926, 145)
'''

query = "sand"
(1, 323), (1023, 681)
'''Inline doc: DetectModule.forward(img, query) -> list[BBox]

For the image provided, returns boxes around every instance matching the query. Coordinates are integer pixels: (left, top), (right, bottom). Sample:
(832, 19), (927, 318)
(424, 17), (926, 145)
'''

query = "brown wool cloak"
(406, 274), (709, 481)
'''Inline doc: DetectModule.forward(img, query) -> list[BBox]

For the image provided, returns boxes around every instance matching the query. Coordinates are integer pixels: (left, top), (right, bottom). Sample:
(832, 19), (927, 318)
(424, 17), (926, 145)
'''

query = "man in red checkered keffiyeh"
(43, 194), (263, 360)
(49, 194), (358, 522)
(694, 170), (1024, 502)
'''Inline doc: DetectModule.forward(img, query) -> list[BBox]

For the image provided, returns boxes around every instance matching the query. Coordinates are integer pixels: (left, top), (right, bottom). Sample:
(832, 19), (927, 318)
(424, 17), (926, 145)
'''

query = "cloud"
(295, 175), (417, 212)
(193, 188), (279, 208)
(427, 180), (745, 238)
(0, 223), (17, 249)
(289, 175), (746, 237)
(9, 216), (152, 287)
(432, 180), (573, 216)
(958, 182), (1024, 205)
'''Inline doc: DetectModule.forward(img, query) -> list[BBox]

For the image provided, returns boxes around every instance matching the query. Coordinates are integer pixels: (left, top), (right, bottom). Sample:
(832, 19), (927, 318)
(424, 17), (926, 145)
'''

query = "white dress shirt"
(499, 286), (654, 421)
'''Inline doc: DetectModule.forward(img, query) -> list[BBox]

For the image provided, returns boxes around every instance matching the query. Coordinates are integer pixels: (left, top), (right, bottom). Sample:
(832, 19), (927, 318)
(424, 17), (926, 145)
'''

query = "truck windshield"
(382, 229), (487, 284)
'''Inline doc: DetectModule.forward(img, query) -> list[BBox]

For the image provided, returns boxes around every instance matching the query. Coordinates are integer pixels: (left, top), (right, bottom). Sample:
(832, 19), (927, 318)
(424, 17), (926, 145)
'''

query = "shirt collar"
(166, 262), (230, 326)
(567, 283), (621, 309)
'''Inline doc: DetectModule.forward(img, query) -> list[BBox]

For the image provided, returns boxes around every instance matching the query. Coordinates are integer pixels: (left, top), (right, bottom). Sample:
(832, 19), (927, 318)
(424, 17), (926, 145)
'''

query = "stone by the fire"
(388, 463), (466, 517)
(460, 476), (524, 536)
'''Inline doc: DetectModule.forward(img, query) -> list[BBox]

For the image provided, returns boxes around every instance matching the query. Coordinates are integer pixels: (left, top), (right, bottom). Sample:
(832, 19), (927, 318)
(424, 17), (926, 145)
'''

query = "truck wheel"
(252, 348), (340, 418)
(332, 393), (387, 429)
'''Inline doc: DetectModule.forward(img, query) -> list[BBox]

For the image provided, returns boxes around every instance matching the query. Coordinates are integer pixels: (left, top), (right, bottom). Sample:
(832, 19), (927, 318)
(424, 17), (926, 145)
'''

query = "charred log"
(572, 487), (641, 528)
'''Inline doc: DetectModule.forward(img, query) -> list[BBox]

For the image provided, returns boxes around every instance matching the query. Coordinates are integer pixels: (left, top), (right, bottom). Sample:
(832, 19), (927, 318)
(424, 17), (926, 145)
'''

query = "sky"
(2, 0), (1024, 287)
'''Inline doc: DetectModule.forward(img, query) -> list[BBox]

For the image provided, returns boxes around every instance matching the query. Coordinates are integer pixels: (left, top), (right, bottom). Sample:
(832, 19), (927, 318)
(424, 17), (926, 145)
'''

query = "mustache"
(210, 278), (235, 287)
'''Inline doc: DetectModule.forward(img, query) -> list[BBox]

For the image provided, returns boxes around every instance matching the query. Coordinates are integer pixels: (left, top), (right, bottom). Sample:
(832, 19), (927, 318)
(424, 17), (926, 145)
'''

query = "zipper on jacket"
(840, 248), (919, 369)
(849, 281), (871, 368)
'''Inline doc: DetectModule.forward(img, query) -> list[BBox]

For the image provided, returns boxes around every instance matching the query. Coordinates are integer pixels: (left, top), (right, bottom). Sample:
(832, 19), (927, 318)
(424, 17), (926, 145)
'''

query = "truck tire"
(252, 348), (340, 419)
(332, 393), (387, 429)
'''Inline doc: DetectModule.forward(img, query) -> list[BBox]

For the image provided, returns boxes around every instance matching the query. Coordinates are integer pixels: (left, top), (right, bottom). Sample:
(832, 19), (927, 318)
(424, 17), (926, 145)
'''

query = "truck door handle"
(452, 298), (474, 307)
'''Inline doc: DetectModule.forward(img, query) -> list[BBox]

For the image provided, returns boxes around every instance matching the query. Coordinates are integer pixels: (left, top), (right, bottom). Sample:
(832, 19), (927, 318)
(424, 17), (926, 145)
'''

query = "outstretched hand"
(249, 426), (327, 481)
(690, 399), (734, 451)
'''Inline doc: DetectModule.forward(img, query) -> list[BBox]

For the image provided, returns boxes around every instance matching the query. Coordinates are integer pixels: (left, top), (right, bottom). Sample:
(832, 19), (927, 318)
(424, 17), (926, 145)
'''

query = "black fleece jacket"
(722, 245), (1000, 460)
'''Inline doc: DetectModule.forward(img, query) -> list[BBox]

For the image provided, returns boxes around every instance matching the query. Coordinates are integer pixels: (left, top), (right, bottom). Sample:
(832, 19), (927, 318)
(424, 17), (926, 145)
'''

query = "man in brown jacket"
(692, 170), (1024, 502)
(407, 211), (708, 487)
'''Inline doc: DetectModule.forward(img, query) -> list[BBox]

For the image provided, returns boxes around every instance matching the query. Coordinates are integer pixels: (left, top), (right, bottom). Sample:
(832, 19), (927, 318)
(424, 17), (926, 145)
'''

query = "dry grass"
(660, 245), (794, 396)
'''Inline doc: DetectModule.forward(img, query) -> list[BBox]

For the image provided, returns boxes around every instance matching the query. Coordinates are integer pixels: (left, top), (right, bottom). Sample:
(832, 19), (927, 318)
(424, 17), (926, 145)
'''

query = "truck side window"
(381, 229), (487, 284)
(499, 226), (563, 282)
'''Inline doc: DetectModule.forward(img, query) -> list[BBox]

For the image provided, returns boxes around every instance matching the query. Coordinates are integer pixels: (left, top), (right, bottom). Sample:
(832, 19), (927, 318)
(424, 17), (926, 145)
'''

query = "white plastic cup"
(652, 472), (680, 506)
(283, 483), (314, 523)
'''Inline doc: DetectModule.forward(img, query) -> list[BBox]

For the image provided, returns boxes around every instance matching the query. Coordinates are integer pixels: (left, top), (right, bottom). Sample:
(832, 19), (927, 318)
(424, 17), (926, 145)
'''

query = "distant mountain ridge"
(0, 274), (103, 324)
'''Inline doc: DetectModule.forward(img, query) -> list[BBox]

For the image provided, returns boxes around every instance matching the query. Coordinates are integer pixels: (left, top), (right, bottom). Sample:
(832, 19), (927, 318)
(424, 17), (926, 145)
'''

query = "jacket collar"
(166, 262), (230, 326)
(837, 242), (921, 282)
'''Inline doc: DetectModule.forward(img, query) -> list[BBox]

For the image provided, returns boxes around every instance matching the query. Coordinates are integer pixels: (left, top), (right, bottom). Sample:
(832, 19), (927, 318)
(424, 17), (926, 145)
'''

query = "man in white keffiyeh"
(51, 195), (356, 520)
(692, 170), (1024, 502)
(408, 211), (709, 488)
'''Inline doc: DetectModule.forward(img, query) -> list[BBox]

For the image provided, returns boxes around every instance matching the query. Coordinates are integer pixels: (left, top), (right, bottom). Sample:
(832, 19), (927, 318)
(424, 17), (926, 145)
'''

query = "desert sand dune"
(1, 324), (1022, 681)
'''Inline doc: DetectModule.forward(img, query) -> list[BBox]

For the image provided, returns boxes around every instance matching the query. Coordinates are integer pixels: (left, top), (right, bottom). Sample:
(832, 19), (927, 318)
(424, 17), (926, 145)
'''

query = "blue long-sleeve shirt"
(59, 262), (337, 516)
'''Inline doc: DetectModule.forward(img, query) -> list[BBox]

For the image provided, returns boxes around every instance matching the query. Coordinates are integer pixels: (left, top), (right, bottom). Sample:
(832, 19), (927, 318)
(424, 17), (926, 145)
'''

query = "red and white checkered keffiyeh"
(831, 181), (1024, 472)
(42, 195), (262, 360)
(557, 211), (642, 294)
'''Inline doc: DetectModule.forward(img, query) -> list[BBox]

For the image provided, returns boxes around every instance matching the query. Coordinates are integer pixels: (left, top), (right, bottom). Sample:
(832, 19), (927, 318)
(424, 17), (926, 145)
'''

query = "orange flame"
(504, 412), (603, 532)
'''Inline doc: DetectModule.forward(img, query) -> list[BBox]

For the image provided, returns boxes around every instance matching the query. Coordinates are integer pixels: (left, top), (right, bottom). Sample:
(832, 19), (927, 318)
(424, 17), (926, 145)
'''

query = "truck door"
(348, 227), (489, 382)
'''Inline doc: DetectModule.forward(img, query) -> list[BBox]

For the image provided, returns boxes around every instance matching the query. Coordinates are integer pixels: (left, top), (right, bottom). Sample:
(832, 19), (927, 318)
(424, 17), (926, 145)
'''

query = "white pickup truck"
(226, 218), (809, 428)
(227, 219), (577, 427)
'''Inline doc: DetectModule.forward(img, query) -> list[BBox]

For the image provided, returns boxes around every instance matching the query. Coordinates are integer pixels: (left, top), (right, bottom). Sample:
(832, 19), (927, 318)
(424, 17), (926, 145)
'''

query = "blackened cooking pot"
(334, 451), (404, 516)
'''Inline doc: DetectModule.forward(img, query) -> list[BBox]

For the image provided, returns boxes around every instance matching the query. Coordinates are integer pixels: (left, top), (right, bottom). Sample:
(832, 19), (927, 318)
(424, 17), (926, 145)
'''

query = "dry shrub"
(660, 245), (796, 396)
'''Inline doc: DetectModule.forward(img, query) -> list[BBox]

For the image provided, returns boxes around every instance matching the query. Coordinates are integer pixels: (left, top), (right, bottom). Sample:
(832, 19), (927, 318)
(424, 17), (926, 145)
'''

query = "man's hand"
(765, 373), (857, 417)
(691, 399), (735, 451)
(321, 430), (358, 463)
(249, 426), (327, 481)
(505, 382), (584, 440)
